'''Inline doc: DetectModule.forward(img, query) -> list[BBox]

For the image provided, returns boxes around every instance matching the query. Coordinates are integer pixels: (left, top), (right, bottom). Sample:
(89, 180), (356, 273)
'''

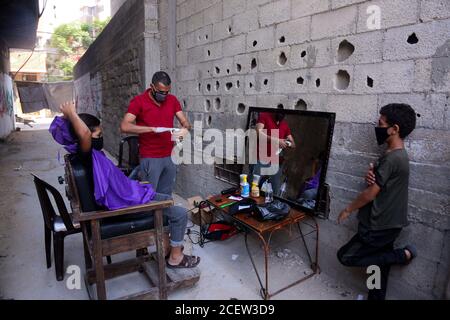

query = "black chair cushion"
(100, 212), (169, 239)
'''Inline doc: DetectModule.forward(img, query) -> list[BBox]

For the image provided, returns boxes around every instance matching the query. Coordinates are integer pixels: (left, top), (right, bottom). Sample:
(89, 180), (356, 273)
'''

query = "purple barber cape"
(49, 116), (156, 210)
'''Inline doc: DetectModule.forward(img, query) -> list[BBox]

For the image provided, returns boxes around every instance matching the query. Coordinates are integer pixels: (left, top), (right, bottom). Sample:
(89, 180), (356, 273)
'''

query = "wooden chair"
(64, 153), (171, 300)
(32, 173), (81, 281)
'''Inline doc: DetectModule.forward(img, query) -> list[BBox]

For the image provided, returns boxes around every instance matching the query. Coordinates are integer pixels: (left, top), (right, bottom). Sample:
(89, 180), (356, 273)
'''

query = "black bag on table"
(253, 200), (290, 222)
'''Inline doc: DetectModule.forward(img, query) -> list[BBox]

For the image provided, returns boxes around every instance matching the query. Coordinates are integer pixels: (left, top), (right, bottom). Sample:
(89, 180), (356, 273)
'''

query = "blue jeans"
(152, 193), (187, 248)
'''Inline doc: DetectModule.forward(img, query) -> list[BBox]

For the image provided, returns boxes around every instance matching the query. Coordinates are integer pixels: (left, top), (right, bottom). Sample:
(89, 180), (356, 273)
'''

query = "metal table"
(203, 194), (320, 300)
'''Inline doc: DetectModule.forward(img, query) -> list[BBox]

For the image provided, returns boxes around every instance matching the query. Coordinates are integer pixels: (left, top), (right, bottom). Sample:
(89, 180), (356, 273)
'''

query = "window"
(214, 157), (243, 185)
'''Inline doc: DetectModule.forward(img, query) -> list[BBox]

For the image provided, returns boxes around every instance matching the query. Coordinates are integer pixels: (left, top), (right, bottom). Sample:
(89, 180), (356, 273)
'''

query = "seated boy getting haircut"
(59, 101), (200, 269)
(337, 103), (417, 300)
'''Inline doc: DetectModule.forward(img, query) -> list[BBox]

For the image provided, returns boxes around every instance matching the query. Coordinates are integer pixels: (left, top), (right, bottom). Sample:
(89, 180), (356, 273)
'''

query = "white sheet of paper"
(154, 127), (180, 133)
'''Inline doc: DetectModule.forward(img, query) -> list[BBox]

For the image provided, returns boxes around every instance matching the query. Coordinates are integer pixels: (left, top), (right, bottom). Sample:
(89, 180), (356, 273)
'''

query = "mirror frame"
(245, 107), (336, 215)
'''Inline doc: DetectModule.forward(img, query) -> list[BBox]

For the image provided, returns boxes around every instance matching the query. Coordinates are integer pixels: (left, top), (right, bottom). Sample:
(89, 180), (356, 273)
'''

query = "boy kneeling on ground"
(337, 103), (417, 300)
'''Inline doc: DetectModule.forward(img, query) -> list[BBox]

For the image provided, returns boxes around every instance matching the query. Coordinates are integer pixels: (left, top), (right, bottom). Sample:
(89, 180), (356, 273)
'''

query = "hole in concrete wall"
(251, 58), (257, 69)
(226, 82), (233, 91)
(334, 70), (350, 91)
(294, 99), (307, 110)
(206, 83), (211, 92)
(263, 79), (269, 86)
(227, 69), (230, 74)
(279, 36), (285, 44)
(237, 103), (246, 114)
(207, 50), (211, 57)
(214, 98), (221, 111)
(315, 78), (321, 87)
(297, 76), (304, 85)
(252, 40), (258, 47)
(337, 40), (355, 62)
(205, 99), (211, 111)
(228, 26), (232, 34)
(206, 115), (212, 127)
(215, 81), (220, 91)
(215, 66), (220, 74)
(205, 34), (209, 40)
(301, 50), (306, 58)
(183, 100), (187, 108)
(278, 52), (287, 66)
(416, 113), (421, 118)
(198, 83), (201, 91)
(407, 33), (419, 44)
(277, 104), (284, 109)
(367, 76), (374, 88)
(249, 82), (254, 88)
(236, 80), (240, 88)
(237, 64), (242, 72)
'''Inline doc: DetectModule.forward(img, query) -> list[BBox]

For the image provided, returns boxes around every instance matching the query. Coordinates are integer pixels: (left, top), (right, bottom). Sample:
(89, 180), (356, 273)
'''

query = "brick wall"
(172, 0), (450, 299)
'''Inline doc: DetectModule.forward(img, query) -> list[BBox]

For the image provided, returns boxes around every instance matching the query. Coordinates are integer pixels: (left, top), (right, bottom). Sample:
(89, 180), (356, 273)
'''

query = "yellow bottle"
(251, 182), (260, 197)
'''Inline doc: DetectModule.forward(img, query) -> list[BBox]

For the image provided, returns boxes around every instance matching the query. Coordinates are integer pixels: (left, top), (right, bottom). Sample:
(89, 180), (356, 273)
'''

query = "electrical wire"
(12, 47), (35, 81)
(38, 0), (47, 18)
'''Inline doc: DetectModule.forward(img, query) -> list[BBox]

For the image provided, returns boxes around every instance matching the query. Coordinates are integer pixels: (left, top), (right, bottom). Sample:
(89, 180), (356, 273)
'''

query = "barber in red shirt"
(250, 109), (296, 195)
(120, 71), (191, 195)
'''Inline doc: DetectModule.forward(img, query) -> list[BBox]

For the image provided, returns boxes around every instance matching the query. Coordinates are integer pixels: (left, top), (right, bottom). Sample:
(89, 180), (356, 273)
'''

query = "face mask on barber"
(152, 87), (168, 103)
(275, 113), (285, 122)
(92, 137), (104, 150)
(374, 127), (391, 146)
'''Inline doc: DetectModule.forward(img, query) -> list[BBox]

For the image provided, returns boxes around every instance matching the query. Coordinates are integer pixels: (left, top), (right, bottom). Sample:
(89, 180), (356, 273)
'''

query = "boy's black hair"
(69, 113), (101, 138)
(379, 103), (416, 139)
(152, 71), (171, 86)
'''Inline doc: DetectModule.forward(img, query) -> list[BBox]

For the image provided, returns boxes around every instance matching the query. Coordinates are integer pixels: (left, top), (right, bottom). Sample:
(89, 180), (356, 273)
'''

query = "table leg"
(244, 230), (270, 300)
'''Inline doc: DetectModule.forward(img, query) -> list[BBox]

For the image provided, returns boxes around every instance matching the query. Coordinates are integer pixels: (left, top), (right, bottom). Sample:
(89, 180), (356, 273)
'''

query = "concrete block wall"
(171, 0), (450, 299)
(74, 0), (160, 158)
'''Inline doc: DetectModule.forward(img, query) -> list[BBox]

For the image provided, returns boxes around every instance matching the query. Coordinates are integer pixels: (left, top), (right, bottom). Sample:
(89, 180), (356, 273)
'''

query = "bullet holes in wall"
(367, 76), (374, 88)
(294, 99), (307, 110)
(251, 58), (257, 70)
(278, 52), (287, 66)
(315, 78), (321, 87)
(407, 33), (419, 44)
(337, 40), (355, 62)
(297, 76), (304, 85)
(334, 70), (350, 91)
(237, 103), (246, 115)
(205, 99), (211, 112)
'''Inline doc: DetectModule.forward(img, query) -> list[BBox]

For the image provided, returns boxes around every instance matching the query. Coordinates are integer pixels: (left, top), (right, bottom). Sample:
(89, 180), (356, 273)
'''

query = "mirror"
(245, 107), (335, 213)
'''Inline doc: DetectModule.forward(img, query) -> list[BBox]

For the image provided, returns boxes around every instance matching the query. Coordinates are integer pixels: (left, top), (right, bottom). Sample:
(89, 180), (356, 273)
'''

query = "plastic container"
(240, 175), (250, 198)
(251, 182), (260, 197)
(265, 181), (273, 203)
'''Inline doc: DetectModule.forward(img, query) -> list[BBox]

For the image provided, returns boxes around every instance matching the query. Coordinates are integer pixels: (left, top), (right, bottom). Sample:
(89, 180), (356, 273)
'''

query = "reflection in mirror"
(245, 107), (335, 213)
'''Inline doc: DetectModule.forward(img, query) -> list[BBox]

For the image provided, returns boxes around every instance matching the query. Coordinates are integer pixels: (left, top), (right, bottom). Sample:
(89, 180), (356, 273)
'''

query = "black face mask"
(92, 137), (103, 150)
(375, 127), (391, 146)
(152, 90), (168, 103)
(275, 113), (285, 122)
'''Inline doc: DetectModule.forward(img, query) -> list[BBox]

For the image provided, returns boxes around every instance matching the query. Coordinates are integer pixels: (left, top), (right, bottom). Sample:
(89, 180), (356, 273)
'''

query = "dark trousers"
(337, 224), (407, 300)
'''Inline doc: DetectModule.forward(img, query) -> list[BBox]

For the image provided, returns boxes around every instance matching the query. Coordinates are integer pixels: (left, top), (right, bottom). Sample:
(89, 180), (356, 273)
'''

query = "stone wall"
(172, 0), (450, 299)
(74, 0), (160, 158)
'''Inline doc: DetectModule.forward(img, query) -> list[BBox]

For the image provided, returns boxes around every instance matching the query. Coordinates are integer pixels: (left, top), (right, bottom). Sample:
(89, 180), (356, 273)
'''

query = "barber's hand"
(365, 163), (376, 186)
(147, 127), (156, 133)
(338, 208), (352, 224)
(279, 139), (289, 149)
(172, 128), (189, 141)
(59, 101), (76, 118)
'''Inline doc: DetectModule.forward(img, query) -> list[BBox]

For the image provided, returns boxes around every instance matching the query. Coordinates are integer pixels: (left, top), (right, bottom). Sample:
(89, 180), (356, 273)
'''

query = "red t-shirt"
(127, 89), (182, 158)
(256, 112), (292, 162)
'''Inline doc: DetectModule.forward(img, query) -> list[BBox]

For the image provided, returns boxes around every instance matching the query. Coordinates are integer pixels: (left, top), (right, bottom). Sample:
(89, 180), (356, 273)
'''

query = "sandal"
(166, 254), (200, 269)
(165, 246), (184, 259)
